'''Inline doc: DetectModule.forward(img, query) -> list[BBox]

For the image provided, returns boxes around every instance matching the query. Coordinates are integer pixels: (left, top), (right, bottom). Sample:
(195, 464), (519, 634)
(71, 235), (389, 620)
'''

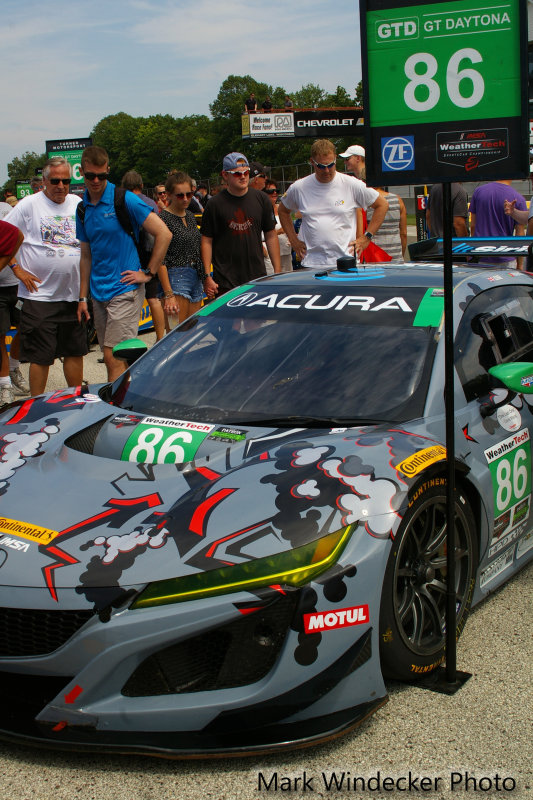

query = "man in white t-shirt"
(4, 157), (87, 395)
(278, 139), (388, 268)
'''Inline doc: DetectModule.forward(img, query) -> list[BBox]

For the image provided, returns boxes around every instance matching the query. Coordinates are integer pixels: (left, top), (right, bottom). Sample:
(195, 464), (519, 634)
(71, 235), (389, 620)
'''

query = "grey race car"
(0, 258), (531, 756)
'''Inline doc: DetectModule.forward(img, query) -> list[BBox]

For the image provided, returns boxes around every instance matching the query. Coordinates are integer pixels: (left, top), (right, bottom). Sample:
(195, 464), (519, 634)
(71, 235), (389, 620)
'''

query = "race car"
(0, 256), (531, 756)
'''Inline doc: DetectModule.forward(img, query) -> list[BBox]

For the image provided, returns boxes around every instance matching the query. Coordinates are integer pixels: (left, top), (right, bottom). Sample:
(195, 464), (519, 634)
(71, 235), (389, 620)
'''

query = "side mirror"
(112, 338), (148, 366)
(489, 362), (533, 395)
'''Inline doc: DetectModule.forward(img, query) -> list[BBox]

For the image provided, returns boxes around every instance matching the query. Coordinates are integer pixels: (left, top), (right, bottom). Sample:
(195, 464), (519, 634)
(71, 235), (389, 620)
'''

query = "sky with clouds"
(2, 0), (362, 185)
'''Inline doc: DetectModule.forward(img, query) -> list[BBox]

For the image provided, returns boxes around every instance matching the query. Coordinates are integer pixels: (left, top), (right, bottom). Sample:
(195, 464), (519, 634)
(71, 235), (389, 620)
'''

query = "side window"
(455, 286), (533, 402)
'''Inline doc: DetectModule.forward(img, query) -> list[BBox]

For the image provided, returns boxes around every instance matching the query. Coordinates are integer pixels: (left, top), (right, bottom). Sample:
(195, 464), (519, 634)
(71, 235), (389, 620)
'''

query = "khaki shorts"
(92, 288), (145, 349)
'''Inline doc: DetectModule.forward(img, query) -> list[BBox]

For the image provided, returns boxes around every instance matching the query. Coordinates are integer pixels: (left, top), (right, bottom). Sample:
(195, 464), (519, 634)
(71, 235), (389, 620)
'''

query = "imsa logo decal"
(304, 604), (369, 633)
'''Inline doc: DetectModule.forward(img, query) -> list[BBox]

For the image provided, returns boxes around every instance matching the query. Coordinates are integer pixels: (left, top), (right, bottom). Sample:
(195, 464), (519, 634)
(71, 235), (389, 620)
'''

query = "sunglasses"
(175, 191), (194, 199)
(157, 190), (167, 196)
(312, 159), (336, 170)
(264, 188), (278, 194)
(48, 178), (71, 185)
(227, 169), (250, 177)
(83, 172), (109, 181)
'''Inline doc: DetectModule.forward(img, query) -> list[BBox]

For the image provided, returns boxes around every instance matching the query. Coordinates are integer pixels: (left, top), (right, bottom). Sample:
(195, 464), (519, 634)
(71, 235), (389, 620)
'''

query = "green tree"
(354, 80), (363, 107)
(210, 74), (274, 118)
(132, 114), (180, 184)
(2, 151), (46, 196)
(291, 83), (327, 108)
(90, 112), (144, 182)
(325, 85), (355, 107)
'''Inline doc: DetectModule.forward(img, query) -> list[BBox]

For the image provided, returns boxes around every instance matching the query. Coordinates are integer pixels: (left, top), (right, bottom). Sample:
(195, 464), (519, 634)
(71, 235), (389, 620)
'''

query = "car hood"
(0, 389), (445, 608)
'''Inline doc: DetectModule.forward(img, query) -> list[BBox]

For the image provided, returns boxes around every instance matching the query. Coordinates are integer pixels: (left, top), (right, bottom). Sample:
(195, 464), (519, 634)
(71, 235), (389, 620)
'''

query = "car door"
(454, 282), (533, 592)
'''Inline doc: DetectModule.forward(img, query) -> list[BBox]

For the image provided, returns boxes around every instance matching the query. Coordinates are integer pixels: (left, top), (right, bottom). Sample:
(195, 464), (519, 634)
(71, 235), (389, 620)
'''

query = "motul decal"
(303, 604), (369, 633)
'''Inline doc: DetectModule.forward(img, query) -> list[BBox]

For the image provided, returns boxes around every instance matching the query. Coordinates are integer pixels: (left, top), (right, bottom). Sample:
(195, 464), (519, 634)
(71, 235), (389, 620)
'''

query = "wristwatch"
(78, 297), (88, 303)
(140, 265), (153, 276)
(365, 231), (374, 240)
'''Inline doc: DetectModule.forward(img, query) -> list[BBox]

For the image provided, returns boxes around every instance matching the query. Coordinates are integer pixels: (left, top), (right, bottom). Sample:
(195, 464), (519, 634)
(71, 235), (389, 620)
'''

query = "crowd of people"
(0, 136), (531, 403)
(244, 93), (293, 113)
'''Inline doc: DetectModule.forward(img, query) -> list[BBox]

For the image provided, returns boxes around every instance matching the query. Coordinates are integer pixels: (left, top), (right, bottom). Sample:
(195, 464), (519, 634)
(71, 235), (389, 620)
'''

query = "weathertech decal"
(0, 516), (58, 545)
(396, 446), (446, 477)
(304, 604), (369, 633)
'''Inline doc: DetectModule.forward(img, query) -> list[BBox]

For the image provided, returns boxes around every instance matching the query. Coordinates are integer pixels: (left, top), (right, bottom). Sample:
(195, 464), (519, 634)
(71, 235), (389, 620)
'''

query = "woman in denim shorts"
(158, 172), (206, 326)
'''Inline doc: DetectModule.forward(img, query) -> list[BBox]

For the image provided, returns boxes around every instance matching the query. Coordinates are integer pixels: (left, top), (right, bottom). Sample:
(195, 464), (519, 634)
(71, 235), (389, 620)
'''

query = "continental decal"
(0, 517), (58, 545)
(396, 446), (446, 477)
(410, 656), (445, 674)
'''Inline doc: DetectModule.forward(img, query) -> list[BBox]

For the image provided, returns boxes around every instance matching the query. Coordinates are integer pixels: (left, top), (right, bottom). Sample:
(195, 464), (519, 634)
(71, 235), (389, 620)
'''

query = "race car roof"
(251, 259), (531, 291)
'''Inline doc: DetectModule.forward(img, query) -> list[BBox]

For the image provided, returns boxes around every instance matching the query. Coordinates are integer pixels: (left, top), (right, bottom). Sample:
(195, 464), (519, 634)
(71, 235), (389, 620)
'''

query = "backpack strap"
(75, 200), (86, 225)
(114, 186), (137, 243)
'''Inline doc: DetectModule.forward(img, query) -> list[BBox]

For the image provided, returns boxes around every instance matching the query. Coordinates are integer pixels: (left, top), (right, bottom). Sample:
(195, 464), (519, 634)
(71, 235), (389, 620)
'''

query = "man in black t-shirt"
(200, 153), (281, 298)
(244, 93), (257, 113)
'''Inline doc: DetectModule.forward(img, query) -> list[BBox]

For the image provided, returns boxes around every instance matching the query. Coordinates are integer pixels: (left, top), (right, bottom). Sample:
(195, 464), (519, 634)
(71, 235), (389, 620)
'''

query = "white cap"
(339, 145), (365, 158)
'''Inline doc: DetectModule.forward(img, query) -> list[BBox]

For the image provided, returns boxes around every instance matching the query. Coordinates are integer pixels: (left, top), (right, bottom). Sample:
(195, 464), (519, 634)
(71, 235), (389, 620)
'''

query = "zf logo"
(382, 136), (415, 171)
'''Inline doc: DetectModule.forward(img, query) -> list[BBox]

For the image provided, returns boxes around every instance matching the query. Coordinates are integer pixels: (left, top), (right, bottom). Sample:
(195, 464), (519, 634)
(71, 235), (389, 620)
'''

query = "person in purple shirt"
(470, 180), (526, 267)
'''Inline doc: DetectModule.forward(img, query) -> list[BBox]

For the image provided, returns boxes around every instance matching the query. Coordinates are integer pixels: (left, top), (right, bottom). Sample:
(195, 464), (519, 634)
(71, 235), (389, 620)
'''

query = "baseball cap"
(339, 145), (365, 158)
(249, 161), (266, 179)
(223, 152), (249, 171)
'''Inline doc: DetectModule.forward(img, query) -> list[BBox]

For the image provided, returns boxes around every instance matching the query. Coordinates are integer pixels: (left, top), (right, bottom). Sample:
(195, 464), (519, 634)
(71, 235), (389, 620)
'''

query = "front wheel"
(379, 480), (477, 681)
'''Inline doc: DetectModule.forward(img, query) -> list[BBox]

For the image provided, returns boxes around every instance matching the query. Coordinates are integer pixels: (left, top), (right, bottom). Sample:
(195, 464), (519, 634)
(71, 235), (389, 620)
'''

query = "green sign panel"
(45, 138), (92, 186)
(360, 0), (528, 184)
(15, 181), (32, 200)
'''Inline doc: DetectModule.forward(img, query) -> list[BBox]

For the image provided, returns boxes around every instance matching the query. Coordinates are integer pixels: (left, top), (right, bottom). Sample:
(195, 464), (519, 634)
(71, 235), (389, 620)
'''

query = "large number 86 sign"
(405, 48), (483, 112)
(365, 0), (522, 127)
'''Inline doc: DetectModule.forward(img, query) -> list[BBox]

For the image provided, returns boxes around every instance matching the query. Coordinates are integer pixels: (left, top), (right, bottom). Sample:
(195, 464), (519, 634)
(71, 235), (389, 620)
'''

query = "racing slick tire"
(379, 479), (477, 681)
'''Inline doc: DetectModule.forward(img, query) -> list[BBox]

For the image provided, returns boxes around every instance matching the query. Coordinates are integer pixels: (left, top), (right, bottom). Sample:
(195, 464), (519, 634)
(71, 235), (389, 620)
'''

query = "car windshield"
(109, 284), (439, 424)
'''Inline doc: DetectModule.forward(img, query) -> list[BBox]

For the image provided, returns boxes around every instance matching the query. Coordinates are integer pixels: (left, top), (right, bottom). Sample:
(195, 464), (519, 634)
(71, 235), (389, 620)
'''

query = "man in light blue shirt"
(76, 146), (170, 381)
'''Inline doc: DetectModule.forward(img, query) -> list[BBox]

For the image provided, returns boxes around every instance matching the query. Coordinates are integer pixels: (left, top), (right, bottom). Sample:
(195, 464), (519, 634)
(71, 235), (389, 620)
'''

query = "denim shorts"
(161, 266), (204, 303)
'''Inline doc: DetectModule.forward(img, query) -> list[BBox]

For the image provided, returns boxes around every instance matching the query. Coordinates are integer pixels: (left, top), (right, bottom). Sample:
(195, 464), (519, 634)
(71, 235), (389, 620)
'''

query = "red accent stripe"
(196, 466), (221, 481)
(64, 685), (83, 704)
(189, 488), (234, 536)
(205, 519), (268, 558)
(6, 398), (35, 425)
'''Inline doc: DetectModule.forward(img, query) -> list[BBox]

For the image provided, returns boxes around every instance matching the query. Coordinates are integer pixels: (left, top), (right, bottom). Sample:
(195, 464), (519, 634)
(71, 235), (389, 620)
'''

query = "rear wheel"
(380, 480), (477, 680)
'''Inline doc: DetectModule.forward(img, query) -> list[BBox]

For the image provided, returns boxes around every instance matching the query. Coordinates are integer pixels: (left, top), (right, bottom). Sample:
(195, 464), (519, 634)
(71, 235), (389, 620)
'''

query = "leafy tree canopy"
(2, 151), (47, 196)
(1, 76), (363, 194)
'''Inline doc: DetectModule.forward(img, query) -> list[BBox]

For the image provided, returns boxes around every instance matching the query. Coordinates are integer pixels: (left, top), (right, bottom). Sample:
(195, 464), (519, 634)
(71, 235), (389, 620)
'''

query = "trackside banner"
(359, 0), (529, 184)
(241, 109), (362, 139)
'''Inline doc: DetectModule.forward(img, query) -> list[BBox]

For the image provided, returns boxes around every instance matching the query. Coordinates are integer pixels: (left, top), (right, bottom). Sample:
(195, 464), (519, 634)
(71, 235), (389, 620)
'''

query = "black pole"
(442, 182), (457, 683)
(409, 187), (471, 695)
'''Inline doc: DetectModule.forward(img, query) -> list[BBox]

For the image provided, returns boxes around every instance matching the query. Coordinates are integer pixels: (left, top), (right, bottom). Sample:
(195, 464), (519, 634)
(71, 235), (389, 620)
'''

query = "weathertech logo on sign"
(304, 605), (369, 633)
(396, 445), (446, 477)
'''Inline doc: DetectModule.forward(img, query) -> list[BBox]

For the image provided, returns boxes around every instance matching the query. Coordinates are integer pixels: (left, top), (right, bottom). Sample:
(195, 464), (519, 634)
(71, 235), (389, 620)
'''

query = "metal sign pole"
(442, 183), (457, 682)
(416, 186), (471, 694)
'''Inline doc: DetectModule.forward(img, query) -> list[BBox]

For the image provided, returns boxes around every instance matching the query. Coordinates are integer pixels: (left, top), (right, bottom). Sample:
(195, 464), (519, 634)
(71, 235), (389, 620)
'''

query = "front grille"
(0, 607), (95, 657)
(64, 416), (109, 455)
(122, 593), (298, 697)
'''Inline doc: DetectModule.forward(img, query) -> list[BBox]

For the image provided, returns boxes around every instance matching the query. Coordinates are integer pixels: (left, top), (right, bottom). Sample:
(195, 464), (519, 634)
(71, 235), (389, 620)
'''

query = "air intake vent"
(64, 416), (109, 454)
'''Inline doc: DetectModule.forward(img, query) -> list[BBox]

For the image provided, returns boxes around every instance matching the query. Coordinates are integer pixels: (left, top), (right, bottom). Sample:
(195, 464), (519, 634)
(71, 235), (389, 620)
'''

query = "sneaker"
(9, 367), (30, 395)
(0, 385), (14, 407)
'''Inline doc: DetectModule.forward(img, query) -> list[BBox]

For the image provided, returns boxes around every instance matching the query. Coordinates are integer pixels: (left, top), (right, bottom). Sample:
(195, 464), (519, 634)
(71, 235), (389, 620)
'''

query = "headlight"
(132, 525), (354, 609)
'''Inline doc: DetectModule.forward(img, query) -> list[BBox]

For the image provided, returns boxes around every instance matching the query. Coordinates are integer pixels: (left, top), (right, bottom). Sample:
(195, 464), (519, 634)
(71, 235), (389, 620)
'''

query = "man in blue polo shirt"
(76, 146), (171, 381)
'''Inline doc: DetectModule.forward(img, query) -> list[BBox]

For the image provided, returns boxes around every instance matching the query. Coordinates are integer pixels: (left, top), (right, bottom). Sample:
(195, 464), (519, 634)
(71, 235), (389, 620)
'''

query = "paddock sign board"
(359, 0), (529, 184)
